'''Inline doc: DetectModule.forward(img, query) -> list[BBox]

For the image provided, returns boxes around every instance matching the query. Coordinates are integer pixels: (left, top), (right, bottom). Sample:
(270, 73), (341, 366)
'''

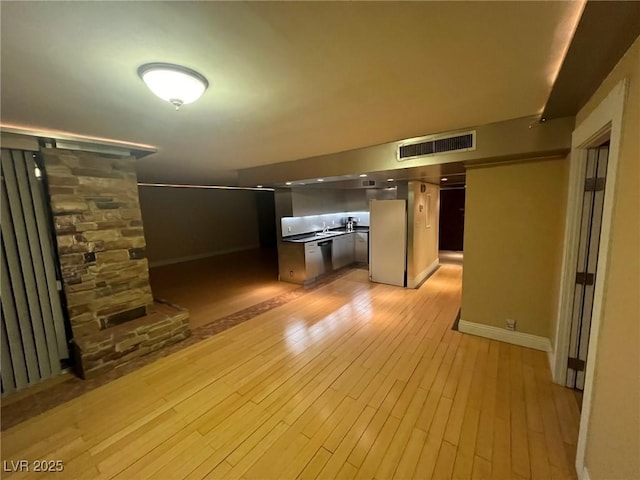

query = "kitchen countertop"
(282, 228), (369, 243)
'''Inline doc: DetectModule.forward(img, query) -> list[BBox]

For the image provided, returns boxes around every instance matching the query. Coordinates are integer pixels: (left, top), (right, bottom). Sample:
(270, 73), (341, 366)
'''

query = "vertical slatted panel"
(1, 241), (30, 389)
(1, 304), (18, 393)
(0, 178), (41, 384)
(13, 151), (60, 375)
(1, 148), (68, 392)
(1, 150), (52, 378)
(27, 153), (69, 358)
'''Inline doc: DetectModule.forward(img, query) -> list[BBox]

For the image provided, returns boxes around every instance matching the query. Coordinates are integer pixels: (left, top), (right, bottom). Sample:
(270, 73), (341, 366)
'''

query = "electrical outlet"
(287, 226), (292, 233)
(506, 319), (516, 331)
(289, 270), (294, 277)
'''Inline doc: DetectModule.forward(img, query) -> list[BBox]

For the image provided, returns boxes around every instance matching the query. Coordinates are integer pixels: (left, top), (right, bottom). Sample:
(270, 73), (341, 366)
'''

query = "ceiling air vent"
(398, 130), (475, 161)
(362, 180), (376, 187)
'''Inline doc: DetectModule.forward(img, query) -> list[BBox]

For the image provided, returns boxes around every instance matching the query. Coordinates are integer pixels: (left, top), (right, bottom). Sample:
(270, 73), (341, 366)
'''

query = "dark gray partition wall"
(0, 149), (69, 393)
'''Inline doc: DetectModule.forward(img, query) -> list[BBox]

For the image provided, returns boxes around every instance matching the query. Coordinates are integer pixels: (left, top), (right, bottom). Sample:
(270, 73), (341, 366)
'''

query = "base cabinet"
(279, 231), (369, 284)
(332, 233), (355, 270)
(304, 241), (323, 279)
(355, 232), (368, 263)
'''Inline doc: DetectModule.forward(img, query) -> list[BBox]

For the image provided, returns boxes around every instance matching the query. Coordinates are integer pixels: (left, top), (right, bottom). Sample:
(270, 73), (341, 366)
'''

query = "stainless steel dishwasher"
(318, 239), (333, 273)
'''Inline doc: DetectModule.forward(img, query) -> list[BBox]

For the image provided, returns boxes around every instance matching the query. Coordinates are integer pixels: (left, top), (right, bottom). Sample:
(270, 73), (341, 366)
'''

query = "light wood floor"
(1, 265), (580, 479)
(149, 248), (299, 328)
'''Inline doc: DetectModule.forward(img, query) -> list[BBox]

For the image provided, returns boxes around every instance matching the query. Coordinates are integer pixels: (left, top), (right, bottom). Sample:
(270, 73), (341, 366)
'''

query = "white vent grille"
(398, 130), (476, 161)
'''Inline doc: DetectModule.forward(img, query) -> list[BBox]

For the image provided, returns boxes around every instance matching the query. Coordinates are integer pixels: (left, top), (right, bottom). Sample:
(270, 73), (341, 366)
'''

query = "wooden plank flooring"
(0, 265), (581, 479)
(148, 248), (299, 329)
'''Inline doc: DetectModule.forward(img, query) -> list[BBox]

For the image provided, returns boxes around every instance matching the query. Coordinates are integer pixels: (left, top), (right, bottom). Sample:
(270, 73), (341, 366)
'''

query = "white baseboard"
(148, 244), (260, 268)
(458, 319), (552, 352)
(547, 348), (557, 382)
(407, 258), (440, 289)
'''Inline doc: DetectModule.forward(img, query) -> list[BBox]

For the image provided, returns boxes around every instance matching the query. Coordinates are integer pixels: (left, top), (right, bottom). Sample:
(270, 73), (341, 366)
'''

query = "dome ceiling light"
(138, 63), (209, 110)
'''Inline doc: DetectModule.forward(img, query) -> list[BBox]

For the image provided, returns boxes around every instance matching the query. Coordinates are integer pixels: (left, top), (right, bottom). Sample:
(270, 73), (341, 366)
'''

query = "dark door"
(439, 188), (465, 251)
(255, 191), (277, 248)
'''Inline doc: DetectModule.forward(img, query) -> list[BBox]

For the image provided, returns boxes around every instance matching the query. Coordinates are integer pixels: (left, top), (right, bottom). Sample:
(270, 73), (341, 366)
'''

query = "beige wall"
(407, 181), (440, 287)
(578, 37), (640, 480)
(138, 187), (260, 266)
(461, 157), (569, 338)
(238, 116), (574, 186)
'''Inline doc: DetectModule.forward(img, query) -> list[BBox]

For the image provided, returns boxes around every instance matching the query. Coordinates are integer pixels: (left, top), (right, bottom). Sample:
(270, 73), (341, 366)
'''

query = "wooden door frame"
(550, 79), (627, 480)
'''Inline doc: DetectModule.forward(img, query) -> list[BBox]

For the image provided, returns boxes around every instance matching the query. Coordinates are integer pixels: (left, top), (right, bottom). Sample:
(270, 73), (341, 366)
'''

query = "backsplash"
(282, 211), (370, 237)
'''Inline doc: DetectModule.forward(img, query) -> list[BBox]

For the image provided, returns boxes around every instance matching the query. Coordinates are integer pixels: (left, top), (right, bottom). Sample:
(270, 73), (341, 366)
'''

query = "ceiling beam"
(543, 1), (640, 119)
(237, 116), (574, 187)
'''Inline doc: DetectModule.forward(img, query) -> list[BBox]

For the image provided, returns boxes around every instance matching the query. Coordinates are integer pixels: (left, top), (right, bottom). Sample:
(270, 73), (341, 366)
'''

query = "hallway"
(1, 265), (580, 479)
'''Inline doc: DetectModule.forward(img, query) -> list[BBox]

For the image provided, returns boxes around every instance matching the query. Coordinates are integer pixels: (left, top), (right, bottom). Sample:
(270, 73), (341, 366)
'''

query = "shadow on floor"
(148, 248), (299, 329)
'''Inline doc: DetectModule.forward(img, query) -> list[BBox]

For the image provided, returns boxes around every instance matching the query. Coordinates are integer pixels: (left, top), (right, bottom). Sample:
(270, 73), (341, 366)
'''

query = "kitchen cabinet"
(332, 233), (355, 270)
(355, 232), (369, 263)
(304, 241), (323, 279)
(278, 241), (307, 284)
(279, 239), (332, 285)
(279, 230), (369, 284)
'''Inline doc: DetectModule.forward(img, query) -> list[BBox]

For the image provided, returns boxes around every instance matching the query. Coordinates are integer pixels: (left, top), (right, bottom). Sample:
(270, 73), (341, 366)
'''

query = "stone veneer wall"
(41, 148), (154, 336)
(41, 148), (190, 377)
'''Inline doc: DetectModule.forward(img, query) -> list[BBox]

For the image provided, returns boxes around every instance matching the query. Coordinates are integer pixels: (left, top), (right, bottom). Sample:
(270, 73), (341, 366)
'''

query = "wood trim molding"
(547, 348), (556, 383)
(458, 319), (552, 352)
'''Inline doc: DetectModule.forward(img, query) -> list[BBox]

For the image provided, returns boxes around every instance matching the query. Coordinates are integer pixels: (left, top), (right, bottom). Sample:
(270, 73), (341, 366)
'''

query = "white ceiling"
(0, 1), (583, 184)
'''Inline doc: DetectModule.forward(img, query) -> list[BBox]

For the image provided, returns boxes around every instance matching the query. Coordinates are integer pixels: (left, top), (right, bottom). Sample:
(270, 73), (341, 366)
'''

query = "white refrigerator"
(369, 199), (407, 287)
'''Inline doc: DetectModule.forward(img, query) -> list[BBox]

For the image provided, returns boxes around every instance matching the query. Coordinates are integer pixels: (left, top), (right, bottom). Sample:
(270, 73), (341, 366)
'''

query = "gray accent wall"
(139, 187), (260, 267)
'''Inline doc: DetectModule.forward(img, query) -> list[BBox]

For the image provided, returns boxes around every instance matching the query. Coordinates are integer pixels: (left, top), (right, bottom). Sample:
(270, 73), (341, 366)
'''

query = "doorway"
(439, 187), (465, 252)
(552, 79), (626, 477)
(439, 187), (465, 268)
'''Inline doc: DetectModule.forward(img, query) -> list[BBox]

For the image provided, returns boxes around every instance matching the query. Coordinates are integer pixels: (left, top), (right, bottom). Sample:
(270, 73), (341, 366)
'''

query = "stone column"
(42, 148), (154, 338)
(39, 148), (191, 377)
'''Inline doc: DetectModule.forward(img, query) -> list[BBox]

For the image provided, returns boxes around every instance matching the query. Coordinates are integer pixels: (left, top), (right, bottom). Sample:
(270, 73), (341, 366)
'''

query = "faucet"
(322, 222), (329, 233)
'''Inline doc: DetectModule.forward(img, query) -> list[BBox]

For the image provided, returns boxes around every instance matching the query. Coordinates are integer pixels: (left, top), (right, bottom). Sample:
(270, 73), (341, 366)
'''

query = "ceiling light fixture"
(387, 178), (394, 182)
(359, 174), (367, 177)
(317, 179), (324, 182)
(441, 177), (448, 182)
(138, 63), (209, 110)
(256, 185), (263, 188)
(285, 181), (292, 185)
